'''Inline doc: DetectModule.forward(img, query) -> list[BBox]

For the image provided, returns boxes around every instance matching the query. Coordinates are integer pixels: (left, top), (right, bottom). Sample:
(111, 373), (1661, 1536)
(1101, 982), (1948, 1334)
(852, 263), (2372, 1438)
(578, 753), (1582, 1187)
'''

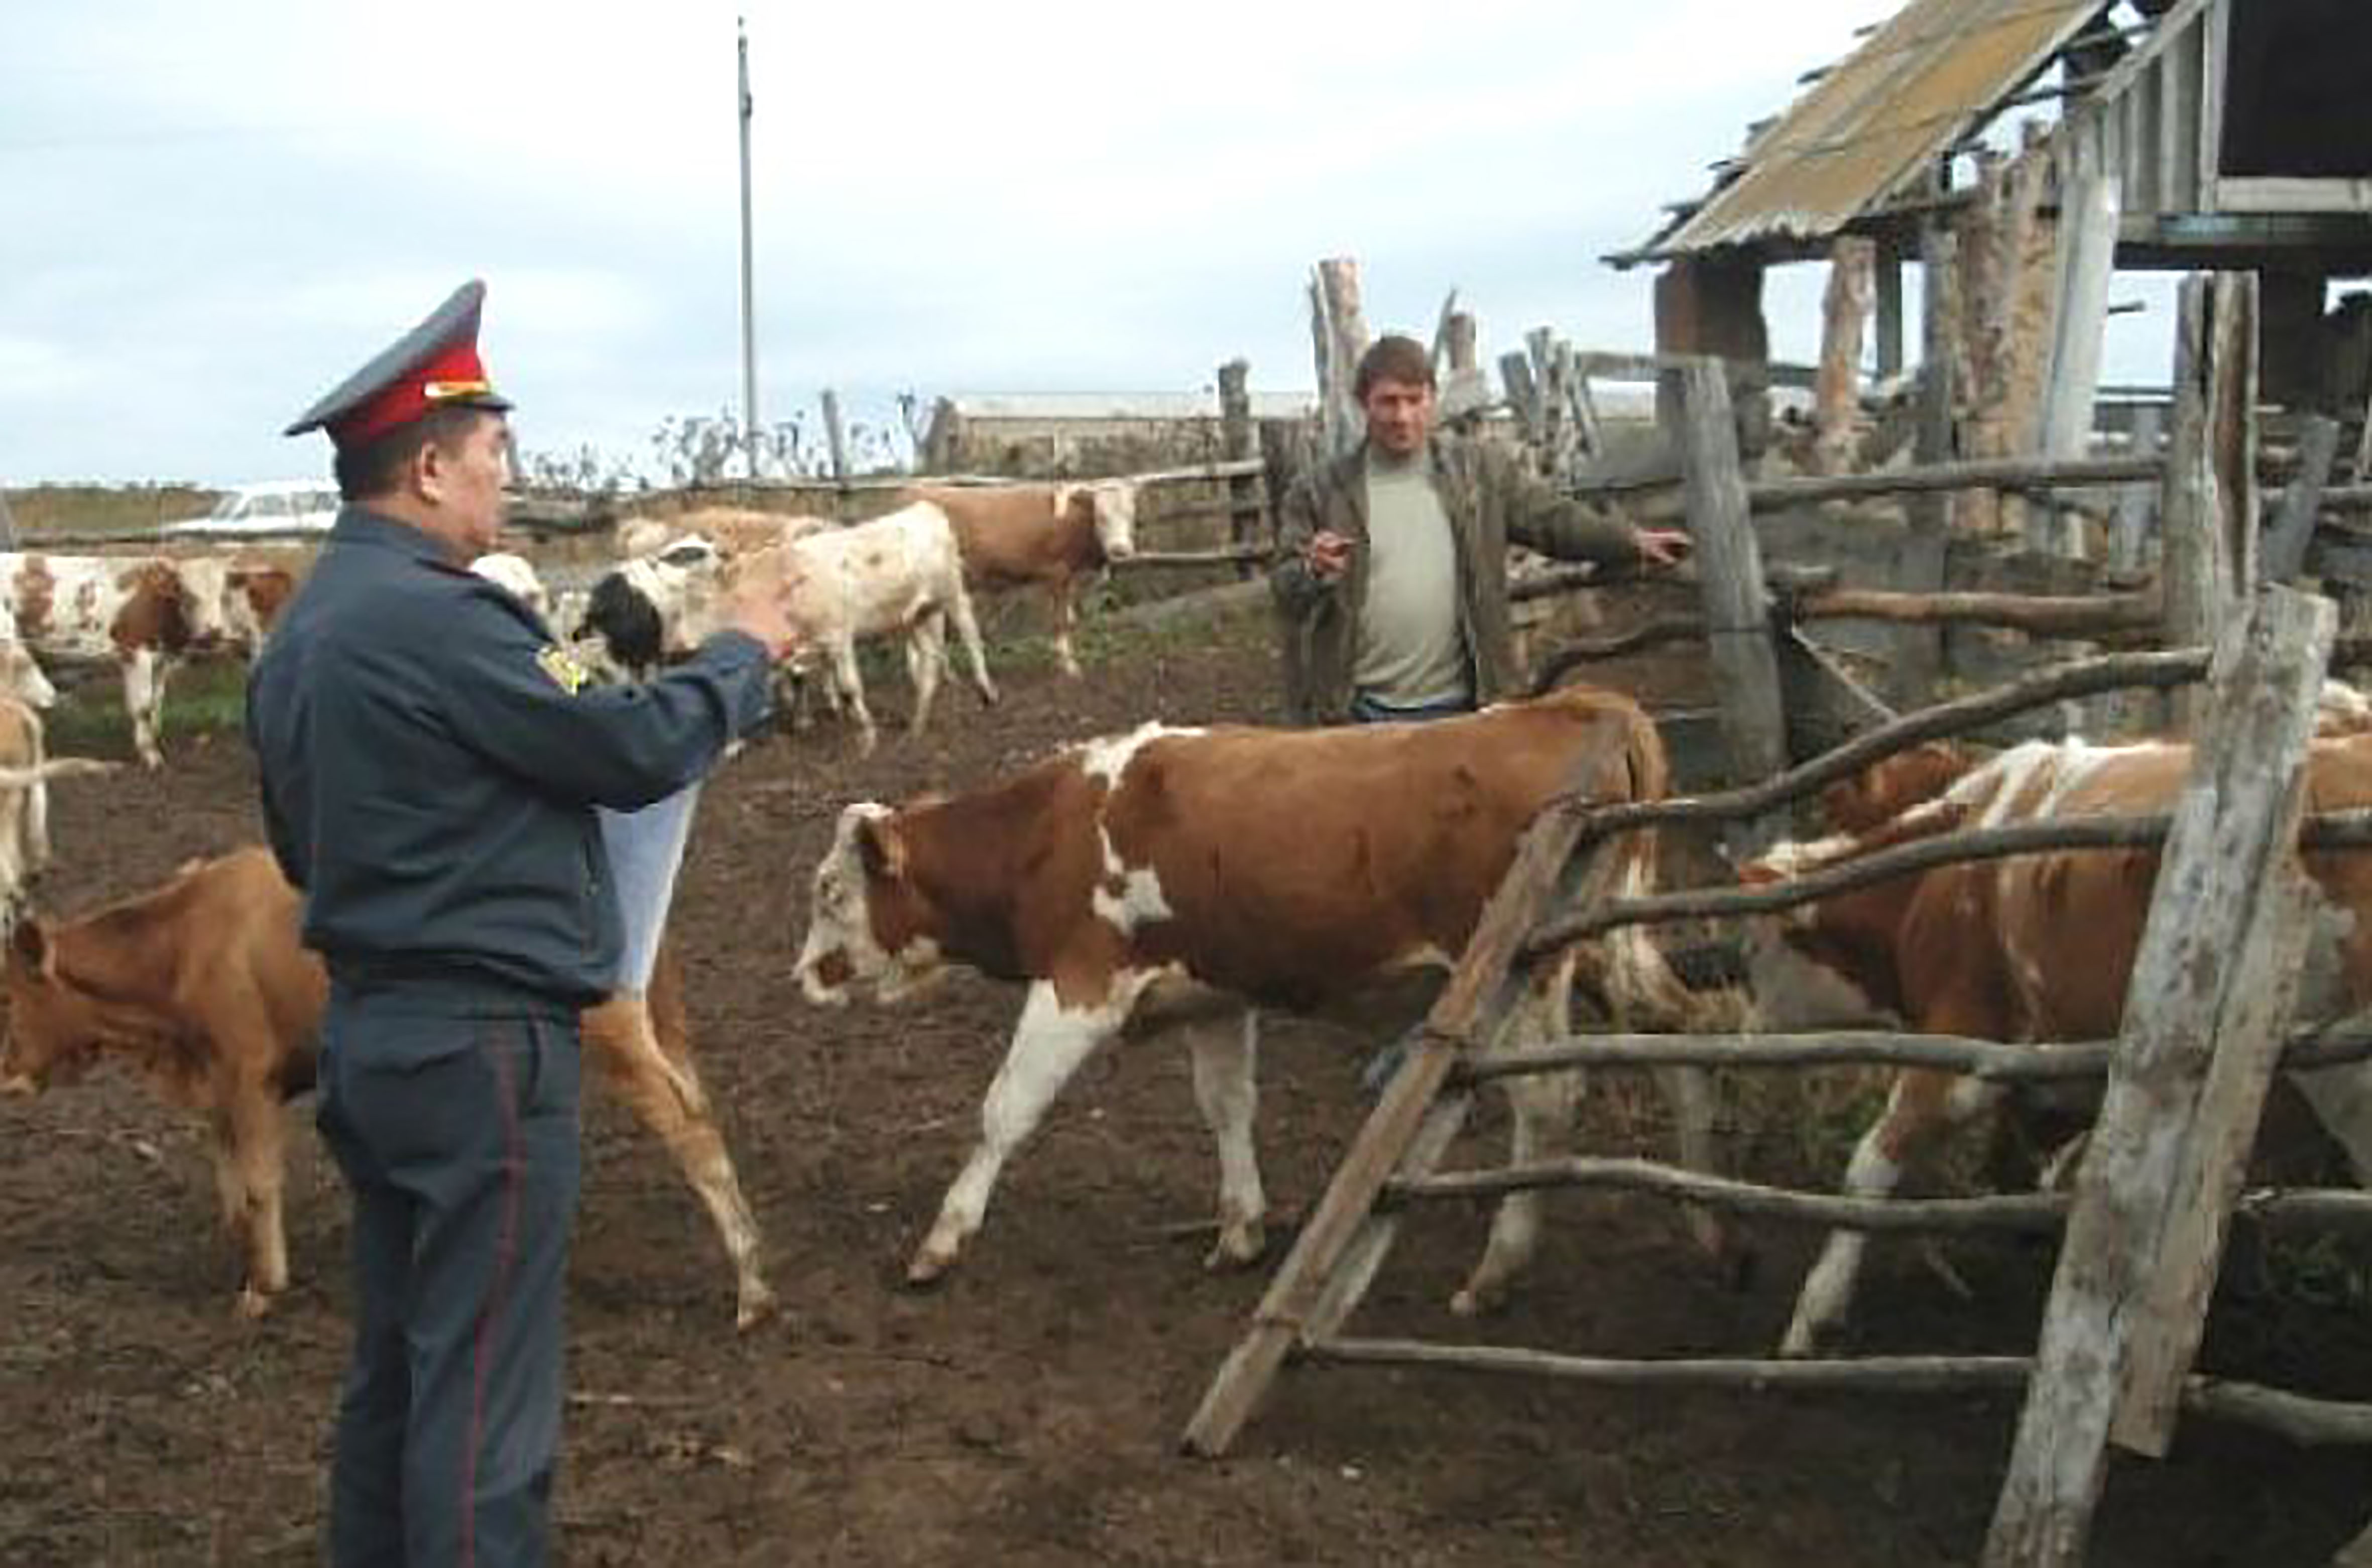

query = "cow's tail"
(0, 758), (114, 788)
(1600, 703), (1699, 1033)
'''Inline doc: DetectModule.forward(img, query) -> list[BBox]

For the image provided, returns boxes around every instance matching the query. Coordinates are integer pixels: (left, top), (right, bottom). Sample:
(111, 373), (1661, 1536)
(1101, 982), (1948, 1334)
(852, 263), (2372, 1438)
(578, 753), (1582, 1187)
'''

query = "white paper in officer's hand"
(597, 782), (701, 995)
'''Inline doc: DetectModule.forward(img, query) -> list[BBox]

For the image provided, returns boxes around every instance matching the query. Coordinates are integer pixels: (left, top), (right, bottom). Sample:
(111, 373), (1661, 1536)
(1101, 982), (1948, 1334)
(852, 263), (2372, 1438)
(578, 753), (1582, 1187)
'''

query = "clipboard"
(596, 782), (701, 996)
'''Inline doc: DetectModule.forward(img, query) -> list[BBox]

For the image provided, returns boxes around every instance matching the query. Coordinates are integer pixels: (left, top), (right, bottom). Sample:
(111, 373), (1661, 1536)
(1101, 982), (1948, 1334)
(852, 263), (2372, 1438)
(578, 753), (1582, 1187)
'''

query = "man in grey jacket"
(1272, 334), (1689, 726)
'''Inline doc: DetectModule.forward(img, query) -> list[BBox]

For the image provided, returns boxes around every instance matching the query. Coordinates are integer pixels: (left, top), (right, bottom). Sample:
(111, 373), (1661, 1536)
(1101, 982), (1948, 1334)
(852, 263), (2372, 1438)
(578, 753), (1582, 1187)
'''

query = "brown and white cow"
(0, 553), (295, 767)
(794, 686), (1716, 1306)
(1744, 732), (2372, 1356)
(902, 480), (1140, 678)
(0, 847), (776, 1329)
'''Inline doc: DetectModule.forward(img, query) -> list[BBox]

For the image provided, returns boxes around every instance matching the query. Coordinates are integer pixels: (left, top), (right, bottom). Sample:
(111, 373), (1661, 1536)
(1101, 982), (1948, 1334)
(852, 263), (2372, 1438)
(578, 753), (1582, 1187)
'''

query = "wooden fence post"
(1813, 237), (1876, 476)
(1218, 358), (1263, 578)
(2032, 172), (2122, 557)
(820, 389), (850, 481)
(1891, 218), (1958, 709)
(2264, 414), (2340, 583)
(1874, 239), (1905, 382)
(2210, 271), (2261, 604)
(1670, 358), (1789, 854)
(2162, 275), (2243, 735)
(1439, 310), (1491, 425)
(1982, 584), (2334, 1566)
(1501, 352), (1544, 444)
(1312, 259), (1371, 460)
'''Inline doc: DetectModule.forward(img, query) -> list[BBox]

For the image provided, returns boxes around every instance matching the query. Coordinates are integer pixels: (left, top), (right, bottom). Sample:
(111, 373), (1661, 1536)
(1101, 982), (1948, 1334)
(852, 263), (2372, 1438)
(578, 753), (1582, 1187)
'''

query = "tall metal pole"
(736, 18), (759, 479)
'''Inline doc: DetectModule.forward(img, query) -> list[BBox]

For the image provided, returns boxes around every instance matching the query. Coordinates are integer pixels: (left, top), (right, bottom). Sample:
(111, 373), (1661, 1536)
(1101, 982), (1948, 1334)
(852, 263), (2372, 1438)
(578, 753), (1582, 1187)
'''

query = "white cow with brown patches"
(902, 480), (1140, 677)
(1743, 731), (2372, 1357)
(794, 686), (1713, 1306)
(0, 552), (294, 768)
(638, 503), (996, 754)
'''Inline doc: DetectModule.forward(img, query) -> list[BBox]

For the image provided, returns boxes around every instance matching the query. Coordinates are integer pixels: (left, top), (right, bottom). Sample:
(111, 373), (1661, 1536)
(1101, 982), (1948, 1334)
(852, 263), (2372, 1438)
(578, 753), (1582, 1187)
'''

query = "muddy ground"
(1, 592), (2369, 1566)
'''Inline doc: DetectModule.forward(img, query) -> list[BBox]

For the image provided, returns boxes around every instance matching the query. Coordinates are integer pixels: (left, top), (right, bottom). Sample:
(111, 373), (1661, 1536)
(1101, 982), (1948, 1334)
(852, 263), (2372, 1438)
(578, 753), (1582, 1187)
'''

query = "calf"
(1744, 733), (2372, 1356)
(903, 480), (1139, 677)
(0, 847), (776, 1329)
(794, 685), (1715, 1308)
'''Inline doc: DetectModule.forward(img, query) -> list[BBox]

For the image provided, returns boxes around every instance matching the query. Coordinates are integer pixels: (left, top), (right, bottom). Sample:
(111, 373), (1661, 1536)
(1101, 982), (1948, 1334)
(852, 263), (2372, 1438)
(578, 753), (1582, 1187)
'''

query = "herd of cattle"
(3, 488), (2371, 1403)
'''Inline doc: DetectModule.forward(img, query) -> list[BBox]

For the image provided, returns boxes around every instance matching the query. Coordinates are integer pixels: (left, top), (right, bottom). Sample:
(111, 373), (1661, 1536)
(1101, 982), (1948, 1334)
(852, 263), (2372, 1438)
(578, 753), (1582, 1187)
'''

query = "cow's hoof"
(735, 1281), (781, 1334)
(905, 1245), (957, 1288)
(1449, 1269), (1514, 1318)
(1778, 1319), (1841, 1360)
(234, 1285), (277, 1321)
(1203, 1222), (1266, 1272)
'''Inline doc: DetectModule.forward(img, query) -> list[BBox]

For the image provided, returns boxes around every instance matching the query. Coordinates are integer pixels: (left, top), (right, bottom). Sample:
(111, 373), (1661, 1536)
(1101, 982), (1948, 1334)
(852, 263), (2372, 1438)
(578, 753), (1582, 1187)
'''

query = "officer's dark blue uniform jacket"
(247, 507), (770, 1010)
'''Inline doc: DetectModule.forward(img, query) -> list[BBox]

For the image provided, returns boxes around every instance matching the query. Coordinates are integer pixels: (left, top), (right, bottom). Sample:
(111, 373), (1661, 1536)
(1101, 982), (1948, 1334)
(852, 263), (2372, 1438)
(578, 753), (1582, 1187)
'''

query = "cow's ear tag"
(536, 645), (589, 694)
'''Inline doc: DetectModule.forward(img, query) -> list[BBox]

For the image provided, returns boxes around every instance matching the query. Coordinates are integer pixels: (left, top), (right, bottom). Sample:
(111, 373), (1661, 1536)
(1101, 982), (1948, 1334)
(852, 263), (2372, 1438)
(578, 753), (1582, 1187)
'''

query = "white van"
(160, 480), (342, 539)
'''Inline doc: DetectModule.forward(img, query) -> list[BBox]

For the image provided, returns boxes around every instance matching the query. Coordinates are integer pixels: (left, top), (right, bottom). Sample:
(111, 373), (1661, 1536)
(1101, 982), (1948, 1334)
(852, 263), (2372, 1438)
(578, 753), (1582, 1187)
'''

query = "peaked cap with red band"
(284, 279), (513, 449)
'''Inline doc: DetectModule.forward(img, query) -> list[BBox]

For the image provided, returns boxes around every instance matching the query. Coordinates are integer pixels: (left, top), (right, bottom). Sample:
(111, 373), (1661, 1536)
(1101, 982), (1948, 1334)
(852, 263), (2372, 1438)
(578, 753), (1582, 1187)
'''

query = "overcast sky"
(4, 0), (2175, 488)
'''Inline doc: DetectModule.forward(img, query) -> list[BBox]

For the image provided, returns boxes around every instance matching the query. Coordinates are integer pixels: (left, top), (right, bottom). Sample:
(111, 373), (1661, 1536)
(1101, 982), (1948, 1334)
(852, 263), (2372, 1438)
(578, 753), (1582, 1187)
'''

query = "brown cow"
(0, 847), (776, 1329)
(794, 686), (1716, 1309)
(902, 481), (1139, 678)
(1744, 733), (2372, 1356)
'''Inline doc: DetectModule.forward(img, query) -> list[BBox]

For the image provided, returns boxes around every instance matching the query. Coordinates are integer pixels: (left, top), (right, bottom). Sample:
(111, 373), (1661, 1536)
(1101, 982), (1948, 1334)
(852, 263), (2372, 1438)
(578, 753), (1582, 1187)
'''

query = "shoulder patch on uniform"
(536, 644), (590, 694)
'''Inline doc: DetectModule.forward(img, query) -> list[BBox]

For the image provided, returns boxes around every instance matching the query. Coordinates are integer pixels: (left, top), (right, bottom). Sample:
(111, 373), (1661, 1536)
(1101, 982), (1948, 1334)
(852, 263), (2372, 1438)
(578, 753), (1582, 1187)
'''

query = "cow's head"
(469, 552), (550, 620)
(226, 564), (297, 649)
(796, 802), (943, 1006)
(1733, 800), (1966, 1034)
(1818, 741), (1972, 834)
(581, 563), (678, 679)
(0, 916), (96, 1096)
(1060, 480), (1138, 563)
(110, 561), (197, 657)
(0, 641), (55, 711)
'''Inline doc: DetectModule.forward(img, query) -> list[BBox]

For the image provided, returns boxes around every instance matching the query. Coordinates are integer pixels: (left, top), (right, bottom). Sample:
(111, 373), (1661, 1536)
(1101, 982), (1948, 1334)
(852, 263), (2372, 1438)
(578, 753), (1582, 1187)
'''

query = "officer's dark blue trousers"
(316, 989), (582, 1568)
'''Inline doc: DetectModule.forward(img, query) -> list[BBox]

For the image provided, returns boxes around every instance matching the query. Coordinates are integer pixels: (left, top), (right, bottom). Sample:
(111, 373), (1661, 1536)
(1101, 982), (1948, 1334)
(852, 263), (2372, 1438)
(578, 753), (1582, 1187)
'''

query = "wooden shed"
(1612, 0), (2372, 422)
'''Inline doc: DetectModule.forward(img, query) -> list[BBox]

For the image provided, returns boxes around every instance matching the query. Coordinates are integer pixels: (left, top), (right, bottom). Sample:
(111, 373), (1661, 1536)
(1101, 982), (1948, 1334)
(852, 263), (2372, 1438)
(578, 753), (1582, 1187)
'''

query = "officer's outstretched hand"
(720, 546), (808, 663)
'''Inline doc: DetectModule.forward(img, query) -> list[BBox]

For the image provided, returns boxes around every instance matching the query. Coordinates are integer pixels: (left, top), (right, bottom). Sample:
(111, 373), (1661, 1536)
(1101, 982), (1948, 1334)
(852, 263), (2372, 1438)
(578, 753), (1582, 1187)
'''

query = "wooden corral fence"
(1182, 275), (2372, 1563)
(1180, 584), (2372, 1566)
(1509, 273), (2301, 798)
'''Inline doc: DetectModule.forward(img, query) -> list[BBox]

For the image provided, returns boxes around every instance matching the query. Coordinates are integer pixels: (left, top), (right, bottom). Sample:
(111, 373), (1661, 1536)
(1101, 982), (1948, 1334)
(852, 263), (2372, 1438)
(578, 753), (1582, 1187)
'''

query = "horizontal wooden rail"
(1384, 1157), (2066, 1234)
(1455, 1016), (2372, 1085)
(1308, 1340), (2031, 1394)
(1301, 1341), (2372, 1443)
(1527, 810), (2372, 956)
(1746, 454), (2162, 510)
(1112, 545), (1272, 570)
(1792, 586), (2162, 638)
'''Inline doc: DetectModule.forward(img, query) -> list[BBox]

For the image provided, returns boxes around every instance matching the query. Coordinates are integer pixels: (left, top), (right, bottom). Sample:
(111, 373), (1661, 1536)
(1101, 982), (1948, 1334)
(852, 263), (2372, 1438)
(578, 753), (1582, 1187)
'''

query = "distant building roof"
(936, 391), (1316, 422)
(1616, 0), (2105, 265)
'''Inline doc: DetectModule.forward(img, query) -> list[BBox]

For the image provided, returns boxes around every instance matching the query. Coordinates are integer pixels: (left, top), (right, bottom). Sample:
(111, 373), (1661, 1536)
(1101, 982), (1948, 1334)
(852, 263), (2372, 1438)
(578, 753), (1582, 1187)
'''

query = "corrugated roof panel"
(1652, 0), (2103, 256)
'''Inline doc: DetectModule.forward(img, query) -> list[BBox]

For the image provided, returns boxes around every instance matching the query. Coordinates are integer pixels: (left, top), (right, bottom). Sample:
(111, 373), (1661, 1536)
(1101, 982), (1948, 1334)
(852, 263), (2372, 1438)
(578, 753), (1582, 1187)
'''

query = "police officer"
(248, 280), (799, 1567)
